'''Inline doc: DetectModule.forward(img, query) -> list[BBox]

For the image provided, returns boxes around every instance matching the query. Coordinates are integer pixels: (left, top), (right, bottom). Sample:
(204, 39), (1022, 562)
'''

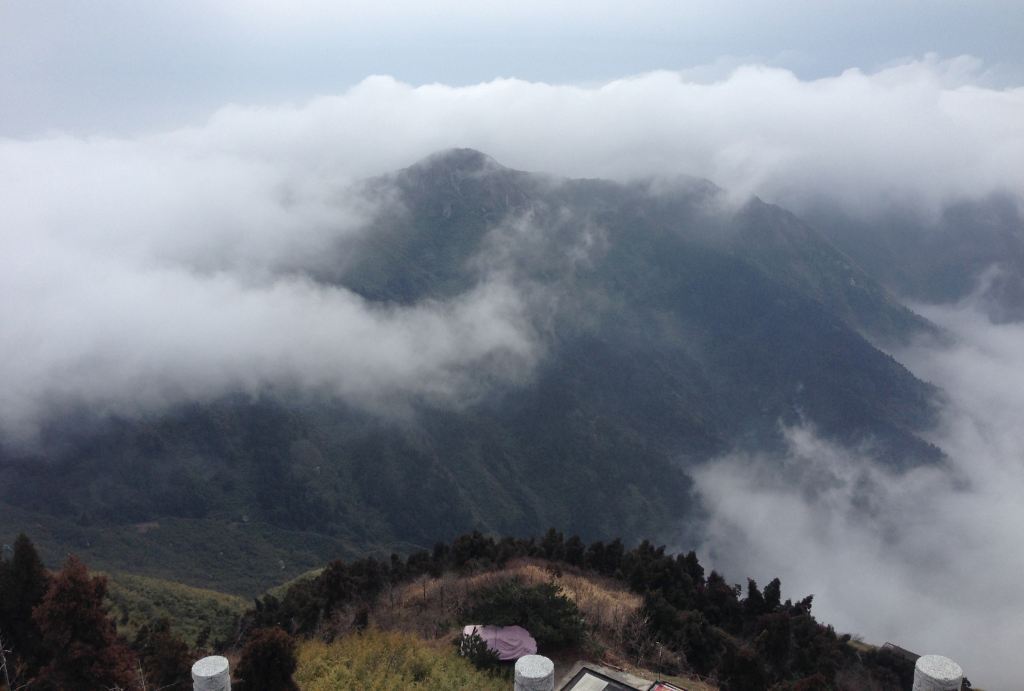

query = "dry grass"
(369, 558), (640, 644)
(357, 559), (718, 690)
(295, 629), (507, 690)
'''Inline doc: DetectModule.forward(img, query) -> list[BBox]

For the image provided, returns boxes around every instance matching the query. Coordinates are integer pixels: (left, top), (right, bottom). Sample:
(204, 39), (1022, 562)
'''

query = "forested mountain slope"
(0, 150), (942, 593)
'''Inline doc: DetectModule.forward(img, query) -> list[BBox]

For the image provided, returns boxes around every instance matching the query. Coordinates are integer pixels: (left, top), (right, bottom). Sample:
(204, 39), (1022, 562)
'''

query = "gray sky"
(2, 0), (1023, 137)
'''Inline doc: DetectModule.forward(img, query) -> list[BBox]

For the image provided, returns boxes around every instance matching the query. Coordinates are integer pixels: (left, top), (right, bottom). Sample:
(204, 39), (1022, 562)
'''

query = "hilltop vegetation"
(1, 528), (943, 690)
(245, 529), (926, 690)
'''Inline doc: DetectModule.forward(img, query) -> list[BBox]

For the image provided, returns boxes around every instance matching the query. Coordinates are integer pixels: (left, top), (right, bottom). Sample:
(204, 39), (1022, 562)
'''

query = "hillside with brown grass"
(242, 531), (927, 689)
(286, 558), (716, 690)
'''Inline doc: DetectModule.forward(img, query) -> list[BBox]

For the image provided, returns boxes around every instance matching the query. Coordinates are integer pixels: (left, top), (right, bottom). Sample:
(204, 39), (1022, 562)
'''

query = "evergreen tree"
(389, 553), (406, 584)
(605, 538), (625, 575)
(236, 627), (298, 691)
(705, 571), (743, 632)
(32, 555), (136, 690)
(679, 550), (705, 585)
(0, 534), (50, 673)
(563, 535), (585, 566)
(467, 579), (584, 650)
(744, 579), (767, 619)
(451, 531), (497, 570)
(763, 577), (782, 611)
(540, 528), (564, 561)
(584, 541), (606, 572)
(456, 630), (500, 672)
(720, 642), (769, 691)
(754, 612), (791, 675)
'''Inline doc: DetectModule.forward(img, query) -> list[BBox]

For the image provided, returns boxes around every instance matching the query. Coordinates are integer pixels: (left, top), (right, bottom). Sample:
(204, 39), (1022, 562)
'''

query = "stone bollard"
(192, 655), (231, 691)
(515, 654), (554, 691)
(913, 654), (963, 691)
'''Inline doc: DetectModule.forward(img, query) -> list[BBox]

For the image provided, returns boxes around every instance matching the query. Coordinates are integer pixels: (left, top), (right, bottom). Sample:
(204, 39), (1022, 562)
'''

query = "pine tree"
(744, 579), (767, 618)
(0, 534), (50, 674)
(540, 528), (564, 560)
(563, 535), (585, 566)
(32, 555), (136, 690)
(763, 577), (782, 611)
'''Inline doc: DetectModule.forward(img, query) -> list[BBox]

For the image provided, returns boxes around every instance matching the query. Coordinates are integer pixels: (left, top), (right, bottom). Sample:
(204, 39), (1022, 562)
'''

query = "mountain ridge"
(0, 149), (944, 591)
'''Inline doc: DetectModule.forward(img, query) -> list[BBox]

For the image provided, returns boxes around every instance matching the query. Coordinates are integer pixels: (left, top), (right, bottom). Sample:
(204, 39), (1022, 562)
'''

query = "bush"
(467, 578), (584, 650)
(456, 630), (501, 671)
(236, 627), (299, 691)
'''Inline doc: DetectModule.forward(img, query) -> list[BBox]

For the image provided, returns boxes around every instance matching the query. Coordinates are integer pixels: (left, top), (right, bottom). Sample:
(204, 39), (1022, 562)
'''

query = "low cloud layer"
(0, 136), (542, 443)
(694, 297), (1024, 688)
(165, 55), (1024, 215)
(2, 60), (1022, 440)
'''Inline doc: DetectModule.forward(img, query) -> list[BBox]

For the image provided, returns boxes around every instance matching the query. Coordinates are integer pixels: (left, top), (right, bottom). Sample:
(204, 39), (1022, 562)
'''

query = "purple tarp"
(462, 624), (538, 660)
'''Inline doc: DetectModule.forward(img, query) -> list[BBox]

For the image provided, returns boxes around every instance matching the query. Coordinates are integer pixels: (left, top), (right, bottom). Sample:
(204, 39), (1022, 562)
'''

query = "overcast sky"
(3, 0), (1024, 137)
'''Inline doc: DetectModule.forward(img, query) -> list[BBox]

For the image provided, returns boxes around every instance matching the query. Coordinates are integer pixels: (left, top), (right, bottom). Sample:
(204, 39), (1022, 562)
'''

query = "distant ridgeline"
(0, 149), (944, 593)
(2, 529), (963, 690)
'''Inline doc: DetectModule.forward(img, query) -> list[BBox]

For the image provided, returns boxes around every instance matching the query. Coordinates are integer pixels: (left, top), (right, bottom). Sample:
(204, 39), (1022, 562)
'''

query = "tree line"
(3, 529), (966, 690)
(246, 528), (945, 690)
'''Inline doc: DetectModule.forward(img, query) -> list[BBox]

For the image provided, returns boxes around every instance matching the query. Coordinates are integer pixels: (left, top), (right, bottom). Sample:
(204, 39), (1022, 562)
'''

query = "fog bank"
(3, 58), (1022, 444)
(694, 296), (1024, 689)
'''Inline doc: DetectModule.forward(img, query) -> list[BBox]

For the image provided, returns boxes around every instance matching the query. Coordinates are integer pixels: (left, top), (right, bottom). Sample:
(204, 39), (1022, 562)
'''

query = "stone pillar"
(515, 654), (554, 691)
(913, 654), (963, 691)
(192, 655), (231, 691)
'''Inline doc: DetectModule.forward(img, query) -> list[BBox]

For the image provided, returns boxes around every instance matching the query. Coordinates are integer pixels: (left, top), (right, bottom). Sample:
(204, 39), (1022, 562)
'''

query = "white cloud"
(2, 59), (1022, 443)
(0, 135), (541, 443)
(693, 297), (1024, 689)
(166, 57), (1024, 214)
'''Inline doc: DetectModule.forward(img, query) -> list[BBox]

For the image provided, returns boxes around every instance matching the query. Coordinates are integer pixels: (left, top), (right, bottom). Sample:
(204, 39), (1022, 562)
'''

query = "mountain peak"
(408, 148), (504, 176)
(387, 148), (531, 216)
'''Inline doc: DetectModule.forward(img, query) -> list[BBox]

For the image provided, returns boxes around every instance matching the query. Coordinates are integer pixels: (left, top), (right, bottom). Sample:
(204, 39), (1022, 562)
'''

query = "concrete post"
(913, 654), (963, 691)
(515, 654), (554, 691)
(192, 655), (231, 691)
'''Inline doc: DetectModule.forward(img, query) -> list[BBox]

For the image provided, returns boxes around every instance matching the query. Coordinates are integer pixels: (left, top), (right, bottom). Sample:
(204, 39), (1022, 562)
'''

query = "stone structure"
(913, 654), (963, 691)
(515, 654), (555, 691)
(191, 655), (231, 691)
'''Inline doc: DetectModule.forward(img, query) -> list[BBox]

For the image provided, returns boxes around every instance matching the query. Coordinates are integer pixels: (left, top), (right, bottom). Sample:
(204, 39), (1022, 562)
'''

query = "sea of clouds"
(3, 56), (1021, 439)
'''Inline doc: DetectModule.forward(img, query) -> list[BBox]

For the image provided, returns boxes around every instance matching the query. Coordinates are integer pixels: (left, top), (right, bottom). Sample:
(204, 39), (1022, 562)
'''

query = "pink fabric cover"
(462, 624), (537, 660)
